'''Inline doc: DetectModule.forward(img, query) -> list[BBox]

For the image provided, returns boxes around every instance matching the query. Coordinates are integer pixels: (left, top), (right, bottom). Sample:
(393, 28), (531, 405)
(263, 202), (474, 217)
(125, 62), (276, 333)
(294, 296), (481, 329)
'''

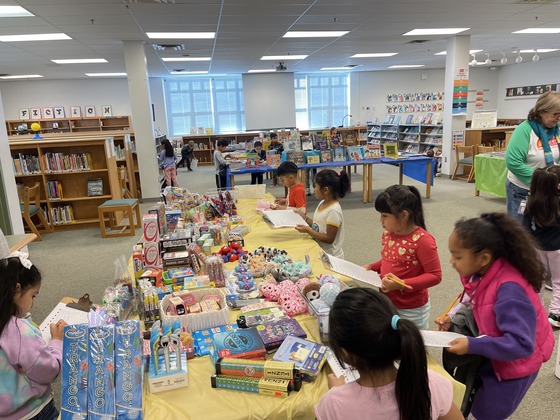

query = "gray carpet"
(27, 163), (558, 419)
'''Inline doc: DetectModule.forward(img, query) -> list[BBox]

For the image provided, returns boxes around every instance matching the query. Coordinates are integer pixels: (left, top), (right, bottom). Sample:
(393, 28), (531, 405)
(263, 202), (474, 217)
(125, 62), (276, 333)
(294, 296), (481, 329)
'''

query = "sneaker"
(548, 313), (560, 328)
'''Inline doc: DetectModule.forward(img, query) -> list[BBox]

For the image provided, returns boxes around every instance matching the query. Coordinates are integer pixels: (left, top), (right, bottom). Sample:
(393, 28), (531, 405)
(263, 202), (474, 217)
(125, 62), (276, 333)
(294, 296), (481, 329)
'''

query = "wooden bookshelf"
(5, 116), (131, 136)
(464, 126), (516, 150)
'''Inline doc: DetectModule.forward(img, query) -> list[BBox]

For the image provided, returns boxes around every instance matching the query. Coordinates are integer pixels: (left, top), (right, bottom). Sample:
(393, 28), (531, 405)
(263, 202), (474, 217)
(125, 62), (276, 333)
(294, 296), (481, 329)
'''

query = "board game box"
(256, 318), (307, 352)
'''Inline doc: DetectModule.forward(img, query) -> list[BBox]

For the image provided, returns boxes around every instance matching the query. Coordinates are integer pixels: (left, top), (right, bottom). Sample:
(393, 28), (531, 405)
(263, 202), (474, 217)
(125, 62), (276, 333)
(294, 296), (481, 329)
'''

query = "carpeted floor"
(27, 163), (558, 419)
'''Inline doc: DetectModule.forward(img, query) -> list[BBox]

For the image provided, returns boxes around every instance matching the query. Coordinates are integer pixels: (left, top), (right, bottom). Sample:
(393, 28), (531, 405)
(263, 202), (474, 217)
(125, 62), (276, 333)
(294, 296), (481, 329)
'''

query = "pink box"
(143, 214), (159, 242)
(143, 241), (161, 268)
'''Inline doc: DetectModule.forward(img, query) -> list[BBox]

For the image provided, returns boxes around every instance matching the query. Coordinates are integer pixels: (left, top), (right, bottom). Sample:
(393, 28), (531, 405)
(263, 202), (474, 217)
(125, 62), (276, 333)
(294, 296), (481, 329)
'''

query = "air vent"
(406, 40), (429, 44)
(153, 44), (185, 51)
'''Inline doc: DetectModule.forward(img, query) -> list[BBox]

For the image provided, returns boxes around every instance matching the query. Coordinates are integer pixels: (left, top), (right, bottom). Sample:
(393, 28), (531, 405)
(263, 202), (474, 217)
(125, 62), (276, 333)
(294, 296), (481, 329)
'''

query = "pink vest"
(464, 258), (554, 381)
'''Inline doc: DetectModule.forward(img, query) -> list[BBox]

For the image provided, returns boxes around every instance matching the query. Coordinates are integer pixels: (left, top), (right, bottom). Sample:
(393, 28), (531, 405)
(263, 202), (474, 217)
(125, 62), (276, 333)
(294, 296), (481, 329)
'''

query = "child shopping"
(158, 138), (178, 188)
(273, 161), (306, 213)
(523, 165), (560, 327)
(443, 213), (554, 420)
(365, 185), (442, 329)
(214, 137), (230, 189)
(295, 169), (349, 258)
(315, 287), (462, 420)
(0, 253), (67, 420)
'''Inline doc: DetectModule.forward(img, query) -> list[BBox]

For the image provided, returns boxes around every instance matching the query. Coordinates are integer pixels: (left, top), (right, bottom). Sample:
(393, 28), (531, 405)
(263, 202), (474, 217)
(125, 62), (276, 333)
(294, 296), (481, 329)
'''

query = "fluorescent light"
(0, 74), (43, 79)
(435, 49), (482, 55)
(283, 31), (349, 38)
(248, 69), (276, 73)
(261, 55), (307, 60)
(52, 58), (107, 64)
(388, 65), (425, 68)
(0, 33), (71, 42)
(147, 32), (215, 39)
(403, 28), (469, 36)
(0, 6), (34, 17)
(321, 67), (353, 71)
(161, 57), (211, 62)
(513, 28), (560, 34)
(351, 53), (398, 58)
(85, 73), (127, 77)
(519, 49), (559, 53)
(170, 71), (208, 75)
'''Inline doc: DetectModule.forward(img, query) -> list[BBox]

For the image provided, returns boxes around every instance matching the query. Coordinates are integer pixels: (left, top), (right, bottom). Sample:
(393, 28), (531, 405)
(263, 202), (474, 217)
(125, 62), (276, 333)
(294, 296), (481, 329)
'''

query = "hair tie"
(337, 171), (341, 177)
(391, 314), (400, 331)
(9, 251), (33, 269)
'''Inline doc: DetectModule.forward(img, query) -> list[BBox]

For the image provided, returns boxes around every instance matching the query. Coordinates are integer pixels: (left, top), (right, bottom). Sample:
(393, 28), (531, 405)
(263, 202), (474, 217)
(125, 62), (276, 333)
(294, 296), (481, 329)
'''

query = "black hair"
(161, 138), (174, 158)
(425, 149), (434, 158)
(329, 288), (431, 420)
(374, 185), (426, 230)
(453, 213), (548, 292)
(217, 137), (229, 148)
(0, 257), (42, 335)
(253, 141), (263, 148)
(314, 169), (350, 199)
(276, 161), (298, 176)
(525, 166), (560, 227)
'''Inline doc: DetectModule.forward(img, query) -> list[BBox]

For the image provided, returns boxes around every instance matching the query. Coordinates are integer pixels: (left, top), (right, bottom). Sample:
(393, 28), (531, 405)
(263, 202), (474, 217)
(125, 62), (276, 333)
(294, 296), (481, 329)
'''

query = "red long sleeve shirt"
(368, 227), (442, 309)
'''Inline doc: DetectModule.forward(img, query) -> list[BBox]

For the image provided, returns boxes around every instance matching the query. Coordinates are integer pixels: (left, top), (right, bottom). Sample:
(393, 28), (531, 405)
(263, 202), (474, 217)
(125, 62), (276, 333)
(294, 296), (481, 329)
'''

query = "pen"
(438, 292), (462, 321)
(387, 274), (413, 290)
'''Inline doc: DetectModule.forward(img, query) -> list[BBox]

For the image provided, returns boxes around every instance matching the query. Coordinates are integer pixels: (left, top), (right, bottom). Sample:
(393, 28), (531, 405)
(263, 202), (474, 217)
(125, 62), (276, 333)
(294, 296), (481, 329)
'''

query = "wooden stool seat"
(98, 198), (141, 238)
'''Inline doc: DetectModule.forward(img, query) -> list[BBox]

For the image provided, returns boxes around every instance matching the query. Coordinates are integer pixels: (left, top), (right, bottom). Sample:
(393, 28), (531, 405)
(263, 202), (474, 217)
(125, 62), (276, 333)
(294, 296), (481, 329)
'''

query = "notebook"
(38, 302), (90, 342)
(321, 253), (382, 288)
(325, 348), (360, 383)
(420, 330), (467, 347)
(262, 210), (307, 228)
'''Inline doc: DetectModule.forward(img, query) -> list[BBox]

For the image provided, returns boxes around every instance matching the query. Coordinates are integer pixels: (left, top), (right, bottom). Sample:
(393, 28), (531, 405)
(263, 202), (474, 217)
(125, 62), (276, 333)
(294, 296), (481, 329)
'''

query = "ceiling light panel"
(403, 28), (470, 36)
(283, 31), (350, 38)
(52, 59), (107, 64)
(0, 74), (43, 79)
(0, 33), (71, 42)
(435, 49), (482, 55)
(170, 71), (208, 74)
(147, 32), (215, 39)
(161, 57), (211, 62)
(85, 73), (127, 77)
(248, 69), (276, 73)
(351, 53), (398, 58)
(389, 65), (425, 68)
(261, 55), (307, 60)
(513, 28), (560, 34)
(0, 6), (33, 17)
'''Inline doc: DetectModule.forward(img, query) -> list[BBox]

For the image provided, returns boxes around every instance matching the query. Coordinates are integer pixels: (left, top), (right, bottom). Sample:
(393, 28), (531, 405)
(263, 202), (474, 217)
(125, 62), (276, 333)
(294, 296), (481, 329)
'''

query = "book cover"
(256, 318), (307, 352)
(246, 152), (259, 168)
(306, 155), (320, 164)
(192, 324), (237, 357)
(405, 114), (414, 124)
(273, 335), (328, 378)
(320, 150), (333, 163)
(286, 151), (305, 166)
(301, 137), (314, 151)
(332, 146), (346, 162)
(315, 136), (328, 150)
(363, 144), (381, 159)
(383, 143), (399, 159)
(346, 146), (364, 161)
(383, 113), (392, 123)
(394, 115), (402, 124)
(283, 139), (299, 152)
(387, 115), (395, 124)
(212, 327), (266, 361)
(266, 153), (281, 167)
(329, 134), (342, 147)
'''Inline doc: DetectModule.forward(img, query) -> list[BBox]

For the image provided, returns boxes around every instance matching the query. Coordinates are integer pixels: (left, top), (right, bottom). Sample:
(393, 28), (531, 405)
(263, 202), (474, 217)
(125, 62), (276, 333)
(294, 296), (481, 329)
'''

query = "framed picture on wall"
(30, 108), (41, 119)
(85, 105), (96, 117)
(41, 107), (53, 119)
(54, 106), (65, 118)
(19, 108), (29, 120)
(70, 106), (81, 118)
(101, 105), (112, 117)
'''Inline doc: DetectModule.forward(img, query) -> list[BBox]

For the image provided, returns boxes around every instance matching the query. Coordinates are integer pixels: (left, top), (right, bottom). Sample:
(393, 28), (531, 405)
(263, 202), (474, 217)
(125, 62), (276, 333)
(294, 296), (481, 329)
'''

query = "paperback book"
(320, 150), (333, 163)
(346, 146), (364, 161)
(332, 146), (346, 162)
(363, 144), (381, 159)
(285, 151), (305, 166)
(266, 153), (281, 167)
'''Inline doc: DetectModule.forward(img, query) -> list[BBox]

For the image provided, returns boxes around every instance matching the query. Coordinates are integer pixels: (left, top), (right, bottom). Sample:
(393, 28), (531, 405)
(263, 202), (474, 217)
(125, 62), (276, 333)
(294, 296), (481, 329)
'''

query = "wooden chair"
(477, 145), (495, 154)
(20, 182), (53, 241)
(119, 167), (134, 199)
(98, 198), (141, 238)
(452, 145), (475, 182)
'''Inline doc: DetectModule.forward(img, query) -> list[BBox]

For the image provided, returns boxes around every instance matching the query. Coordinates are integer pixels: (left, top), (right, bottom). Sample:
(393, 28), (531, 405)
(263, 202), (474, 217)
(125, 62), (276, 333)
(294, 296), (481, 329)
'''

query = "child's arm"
(296, 222), (338, 244)
(395, 234), (442, 290)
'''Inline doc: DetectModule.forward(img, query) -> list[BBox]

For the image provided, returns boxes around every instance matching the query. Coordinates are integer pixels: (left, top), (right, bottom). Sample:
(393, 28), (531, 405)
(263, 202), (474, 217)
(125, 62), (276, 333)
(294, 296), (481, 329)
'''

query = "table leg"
(230, 175), (235, 188)
(299, 169), (306, 191)
(362, 164), (367, 203)
(398, 164), (403, 185)
(426, 160), (432, 199)
(368, 164), (373, 202)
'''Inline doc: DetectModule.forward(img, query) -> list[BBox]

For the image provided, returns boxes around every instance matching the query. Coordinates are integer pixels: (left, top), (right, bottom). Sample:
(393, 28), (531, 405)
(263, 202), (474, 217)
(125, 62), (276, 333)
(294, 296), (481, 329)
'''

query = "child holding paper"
(273, 161), (306, 213)
(0, 253), (67, 420)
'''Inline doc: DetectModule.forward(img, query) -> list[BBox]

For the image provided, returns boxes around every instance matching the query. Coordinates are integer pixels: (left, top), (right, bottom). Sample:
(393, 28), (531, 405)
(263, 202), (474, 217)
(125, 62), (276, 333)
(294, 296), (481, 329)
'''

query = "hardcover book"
(266, 153), (281, 167)
(405, 114), (414, 124)
(212, 327), (266, 361)
(283, 139), (299, 152)
(301, 137), (314, 151)
(320, 150), (333, 163)
(256, 318), (307, 352)
(273, 335), (328, 379)
(332, 146), (346, 162)
(306, 155), (320, 164)
(315, 136), (328, 150)
(285, 151), (305, 166)
(346, 146), (364, 161)
(363, 144), (381, 159)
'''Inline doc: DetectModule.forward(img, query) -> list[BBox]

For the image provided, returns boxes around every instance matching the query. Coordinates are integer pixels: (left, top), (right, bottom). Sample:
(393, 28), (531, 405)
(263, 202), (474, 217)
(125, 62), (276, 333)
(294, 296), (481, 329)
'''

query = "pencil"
(387, 274), (413, 290)
(438, 292), (461, 321)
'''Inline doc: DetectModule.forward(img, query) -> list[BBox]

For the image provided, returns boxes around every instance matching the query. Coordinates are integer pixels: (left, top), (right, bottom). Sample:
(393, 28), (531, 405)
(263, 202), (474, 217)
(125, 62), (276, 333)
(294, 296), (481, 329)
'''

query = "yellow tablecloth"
(143, 196), (465, 419)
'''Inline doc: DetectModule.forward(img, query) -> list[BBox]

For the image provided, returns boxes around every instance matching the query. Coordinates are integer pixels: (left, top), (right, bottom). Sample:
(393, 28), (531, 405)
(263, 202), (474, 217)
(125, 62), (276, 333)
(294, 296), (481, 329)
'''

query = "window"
(165, 75), (245, 135)
(294, 73), (350, 130)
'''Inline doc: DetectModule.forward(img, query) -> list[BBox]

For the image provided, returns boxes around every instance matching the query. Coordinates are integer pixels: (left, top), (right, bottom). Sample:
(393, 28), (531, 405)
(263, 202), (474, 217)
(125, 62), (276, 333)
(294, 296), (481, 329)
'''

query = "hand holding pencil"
(381, 273), (413, 292)
(435, 292), (461, 331)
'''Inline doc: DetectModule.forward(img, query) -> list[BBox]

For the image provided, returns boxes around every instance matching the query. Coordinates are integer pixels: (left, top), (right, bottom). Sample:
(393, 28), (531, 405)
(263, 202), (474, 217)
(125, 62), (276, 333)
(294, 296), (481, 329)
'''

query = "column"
(123, 41), (160, 200)
(441, 35), (470, 175)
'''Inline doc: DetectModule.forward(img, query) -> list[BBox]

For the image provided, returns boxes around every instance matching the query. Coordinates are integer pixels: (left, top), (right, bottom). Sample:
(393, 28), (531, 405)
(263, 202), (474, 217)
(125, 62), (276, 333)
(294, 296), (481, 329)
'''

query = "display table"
(474, 154), (507, 198)
(143, 197), (465, 419)
(5, 233), (37, 252)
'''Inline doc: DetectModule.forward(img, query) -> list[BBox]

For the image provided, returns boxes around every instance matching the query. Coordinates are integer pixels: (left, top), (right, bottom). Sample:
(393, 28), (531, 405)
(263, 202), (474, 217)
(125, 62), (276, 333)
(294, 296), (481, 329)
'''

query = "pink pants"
(536, 248), (560, 315)
(164, 166), (178, 188)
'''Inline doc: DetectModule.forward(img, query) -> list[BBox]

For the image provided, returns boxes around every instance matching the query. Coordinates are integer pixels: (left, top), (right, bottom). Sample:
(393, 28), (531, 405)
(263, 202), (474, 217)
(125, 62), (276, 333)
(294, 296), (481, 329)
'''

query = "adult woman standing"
(505, 91), (560, 221)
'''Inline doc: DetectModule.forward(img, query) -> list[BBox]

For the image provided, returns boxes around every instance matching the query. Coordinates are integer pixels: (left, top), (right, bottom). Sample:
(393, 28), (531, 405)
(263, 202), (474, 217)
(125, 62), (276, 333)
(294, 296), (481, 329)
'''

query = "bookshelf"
(5, 116), (131, 136)
(398, 124), (421, 153)
(379, 123), (399, 144)
(418, 124), (443, 153)
(464, 126), (516, 150)
(9, 136), (121, 230)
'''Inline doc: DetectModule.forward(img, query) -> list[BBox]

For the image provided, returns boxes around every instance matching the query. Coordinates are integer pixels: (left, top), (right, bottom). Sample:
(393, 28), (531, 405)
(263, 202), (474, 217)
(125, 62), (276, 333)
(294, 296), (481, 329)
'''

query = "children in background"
(295, 169), (349, 258)
(315, 288), (462, 420)
(442, 213), (553, 420)
(273, 161), (306, 212)
(250, 141), (267, 185)
(177, 140), (194, 171)
(214, 137), (230, 189)
(365, 185), (442, 329)
(523, 165), (560, 327)
(158, 138), (178, 188)
(0, 253), (67, 420)
(268, 133), (283, 187)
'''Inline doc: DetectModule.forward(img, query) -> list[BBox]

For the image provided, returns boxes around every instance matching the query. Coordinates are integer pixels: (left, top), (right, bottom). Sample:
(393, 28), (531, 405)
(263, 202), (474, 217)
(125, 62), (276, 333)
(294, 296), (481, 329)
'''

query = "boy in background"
(273, 161), (306, 213)
(250, 140), (267, 185)
(214, 137), (230, 189)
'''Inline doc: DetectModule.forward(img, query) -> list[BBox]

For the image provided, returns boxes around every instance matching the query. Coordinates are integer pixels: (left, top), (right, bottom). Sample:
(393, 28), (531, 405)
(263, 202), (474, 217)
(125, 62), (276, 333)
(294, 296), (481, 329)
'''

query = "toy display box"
(273, 335), (328, 380)
(212, 327), (266, 362)
(192, 323), (237, 357)
(256, 318), (307, 352)
(148, 344), (188, 394)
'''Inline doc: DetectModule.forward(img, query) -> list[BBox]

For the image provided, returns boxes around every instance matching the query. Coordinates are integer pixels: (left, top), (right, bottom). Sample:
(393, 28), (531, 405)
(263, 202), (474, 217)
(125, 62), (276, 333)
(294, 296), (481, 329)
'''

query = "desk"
(474, 154), (507, 198)
(144, 197), (465, 419)
(5, 233), (37, 253)
(229, 156), (434, 204)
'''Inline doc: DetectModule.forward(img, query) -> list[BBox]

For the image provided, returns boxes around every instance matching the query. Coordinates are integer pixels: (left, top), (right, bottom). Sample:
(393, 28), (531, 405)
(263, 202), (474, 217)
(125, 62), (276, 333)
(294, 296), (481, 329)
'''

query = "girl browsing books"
(365, 185), (442, 329)
(315, 288), (462, 420)
(295, 169), (350, 258)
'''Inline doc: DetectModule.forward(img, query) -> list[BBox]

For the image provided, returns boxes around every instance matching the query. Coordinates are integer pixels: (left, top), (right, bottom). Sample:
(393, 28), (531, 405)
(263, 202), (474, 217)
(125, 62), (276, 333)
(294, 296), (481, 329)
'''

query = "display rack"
(5, 116), (131, 136)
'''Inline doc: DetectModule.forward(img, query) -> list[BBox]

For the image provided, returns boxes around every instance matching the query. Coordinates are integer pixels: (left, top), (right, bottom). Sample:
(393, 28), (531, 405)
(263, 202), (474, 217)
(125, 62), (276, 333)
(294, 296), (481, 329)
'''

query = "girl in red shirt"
(365, 185), (442, 329)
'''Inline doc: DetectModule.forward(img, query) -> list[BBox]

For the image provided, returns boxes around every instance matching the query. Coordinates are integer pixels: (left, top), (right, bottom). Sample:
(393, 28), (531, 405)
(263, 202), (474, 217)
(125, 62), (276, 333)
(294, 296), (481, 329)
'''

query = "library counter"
(143, 197), (465, 419)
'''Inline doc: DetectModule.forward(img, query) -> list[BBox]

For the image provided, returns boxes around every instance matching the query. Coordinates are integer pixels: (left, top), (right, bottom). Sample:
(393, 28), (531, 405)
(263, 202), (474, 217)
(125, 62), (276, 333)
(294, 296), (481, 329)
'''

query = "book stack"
(12, 153), (41, 175)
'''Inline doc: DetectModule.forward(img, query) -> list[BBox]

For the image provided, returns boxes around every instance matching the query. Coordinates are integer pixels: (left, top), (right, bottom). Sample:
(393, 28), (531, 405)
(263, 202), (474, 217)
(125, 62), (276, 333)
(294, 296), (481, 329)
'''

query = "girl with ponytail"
(315, 288), (462, 420)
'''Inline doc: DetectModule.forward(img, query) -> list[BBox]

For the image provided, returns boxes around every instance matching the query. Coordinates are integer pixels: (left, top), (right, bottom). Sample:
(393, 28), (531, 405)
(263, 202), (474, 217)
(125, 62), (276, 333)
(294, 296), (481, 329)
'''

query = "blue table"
(229, 156), (434, 202)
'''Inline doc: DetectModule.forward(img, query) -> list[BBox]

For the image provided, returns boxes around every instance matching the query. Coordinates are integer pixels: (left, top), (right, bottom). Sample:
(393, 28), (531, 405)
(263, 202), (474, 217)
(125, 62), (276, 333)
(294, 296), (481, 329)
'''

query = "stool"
(98, 198), (141, 238)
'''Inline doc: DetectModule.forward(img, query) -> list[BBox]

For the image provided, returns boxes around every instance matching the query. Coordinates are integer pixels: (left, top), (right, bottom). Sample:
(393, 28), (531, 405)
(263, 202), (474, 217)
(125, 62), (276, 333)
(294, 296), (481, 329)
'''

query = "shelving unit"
(367, 122), (382, 145)
(379, 123), (399, 144)
(418, 124), (443, 153)
(398, 124), (421, 153)
(464, 126), (516, 150)
(5, 116), (131, 136)
(10, 136), (121, 230)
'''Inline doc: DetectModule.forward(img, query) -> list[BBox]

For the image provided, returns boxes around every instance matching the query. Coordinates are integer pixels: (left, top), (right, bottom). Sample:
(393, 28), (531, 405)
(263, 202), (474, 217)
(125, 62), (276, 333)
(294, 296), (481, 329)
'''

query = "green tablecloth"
(475, 154), (507, 198)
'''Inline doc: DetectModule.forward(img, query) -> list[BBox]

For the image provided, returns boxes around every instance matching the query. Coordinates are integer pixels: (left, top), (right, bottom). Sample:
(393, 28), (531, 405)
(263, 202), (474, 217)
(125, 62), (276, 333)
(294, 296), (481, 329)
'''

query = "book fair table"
(474, 153), (507, 198)
(142, 197), (465, 419)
